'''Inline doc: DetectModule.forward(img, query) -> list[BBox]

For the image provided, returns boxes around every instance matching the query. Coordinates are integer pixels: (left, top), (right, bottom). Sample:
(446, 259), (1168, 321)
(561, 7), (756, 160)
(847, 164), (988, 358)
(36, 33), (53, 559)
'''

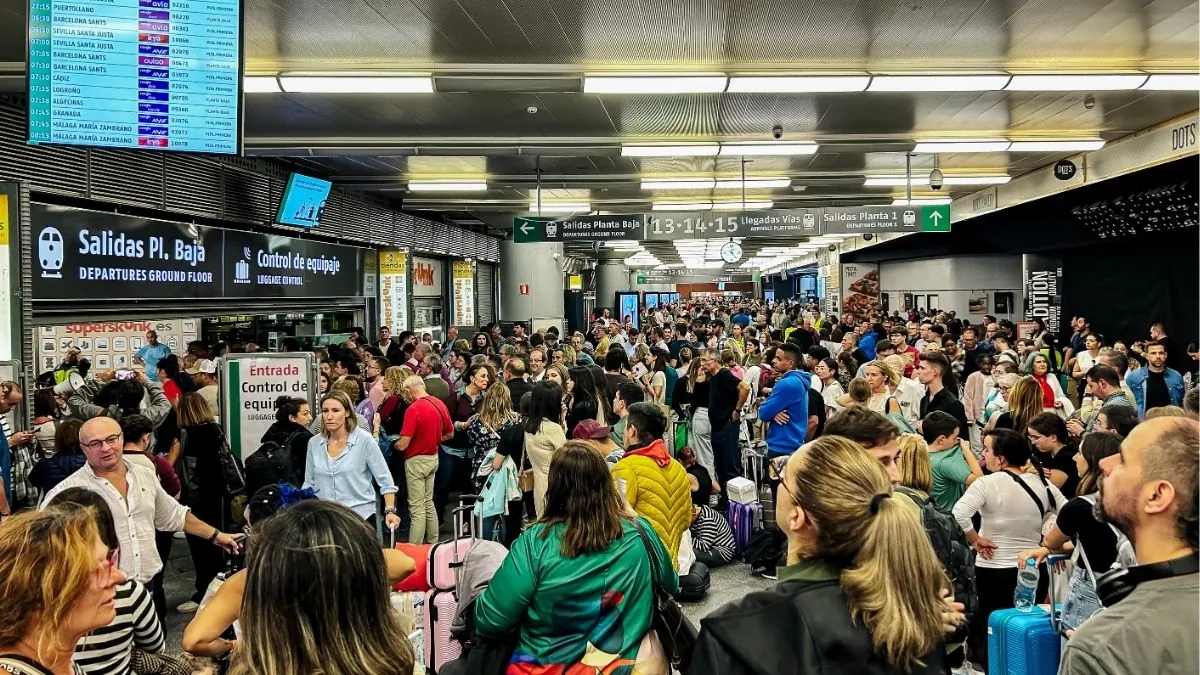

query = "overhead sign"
(221, 353), (315, 460)
(636, 272), (754, 284)
(451, 259), (475, 326)
(31, 204), (364, 301)
(513, 204), (949, 242)
(379, 249), (408, 331)
(1054, 159), (1078, 181)
(35, 316), (198, 375)
(1022, 254), (1063, 337)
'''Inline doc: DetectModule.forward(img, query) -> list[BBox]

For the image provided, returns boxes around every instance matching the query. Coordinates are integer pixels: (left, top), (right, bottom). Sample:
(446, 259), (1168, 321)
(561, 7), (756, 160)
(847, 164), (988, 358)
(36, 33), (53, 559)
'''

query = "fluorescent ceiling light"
(277, 76), (434, 93)
(912, 140), (1012, 153)
(527, 203), (590, 213)
(653, 202), (713, 211)
(719, 142), (818, 156)
(584, 74), (728, 94)
(1005, 74), (1148, 91)
(714, 178), (791, 189)
(864, 175), (1010, 186)
(713, 201), (774, 210)
(244, 76), (281, 93)
(622, 144), (720, 157)
(1007, 140), (1106, 152)
(893, 198), (953, 206)
(407, 181), (488, 191)
(726, 75), (869, 93)
(641, 179), (716, 190)
(867, 74), (1011, 92)
(1142, 74), (1200, 90)
(604, 241), (642, 248)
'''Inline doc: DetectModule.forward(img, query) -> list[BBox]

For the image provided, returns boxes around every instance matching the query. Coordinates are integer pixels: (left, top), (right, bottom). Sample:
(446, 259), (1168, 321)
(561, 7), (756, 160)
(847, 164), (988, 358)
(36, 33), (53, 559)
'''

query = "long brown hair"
(538, 441), (624, 558)
(1007, 376), (1044, 433)
(788, 435), (948, 669)
(177, 391), (216, 428)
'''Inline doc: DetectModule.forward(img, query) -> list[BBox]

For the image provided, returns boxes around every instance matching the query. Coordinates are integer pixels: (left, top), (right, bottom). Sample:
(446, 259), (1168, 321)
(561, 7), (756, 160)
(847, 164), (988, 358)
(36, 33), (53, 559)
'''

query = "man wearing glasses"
(42, 417), (242, 617)
(528, 347), (548, 383)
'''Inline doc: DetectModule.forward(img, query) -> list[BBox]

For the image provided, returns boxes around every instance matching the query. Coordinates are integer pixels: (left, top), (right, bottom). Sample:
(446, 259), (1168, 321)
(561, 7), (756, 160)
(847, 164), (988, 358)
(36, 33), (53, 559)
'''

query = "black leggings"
(969, 564), (1050, 667)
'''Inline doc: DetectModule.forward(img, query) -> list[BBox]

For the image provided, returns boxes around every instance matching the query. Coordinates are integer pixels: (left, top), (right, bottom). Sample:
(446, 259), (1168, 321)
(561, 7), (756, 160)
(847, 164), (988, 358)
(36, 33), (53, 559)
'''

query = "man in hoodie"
(611, 402), (692, 570)
(756, 342), (811, 460)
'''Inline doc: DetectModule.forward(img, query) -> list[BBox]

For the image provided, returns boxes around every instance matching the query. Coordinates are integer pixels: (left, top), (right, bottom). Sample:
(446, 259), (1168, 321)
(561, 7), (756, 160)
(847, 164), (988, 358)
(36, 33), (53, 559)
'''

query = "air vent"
(433, 75), (583, 93)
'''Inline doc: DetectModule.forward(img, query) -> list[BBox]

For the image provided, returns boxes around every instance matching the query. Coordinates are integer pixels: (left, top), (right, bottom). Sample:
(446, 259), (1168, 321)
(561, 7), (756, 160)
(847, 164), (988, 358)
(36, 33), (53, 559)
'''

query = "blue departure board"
(27, 0), (243, 155)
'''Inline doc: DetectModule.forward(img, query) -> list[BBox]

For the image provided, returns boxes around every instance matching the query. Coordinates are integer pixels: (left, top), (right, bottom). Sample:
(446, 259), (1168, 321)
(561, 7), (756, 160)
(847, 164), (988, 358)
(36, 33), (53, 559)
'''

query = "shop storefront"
(412, 256), (446, 342)
(25, 203), (368, 377)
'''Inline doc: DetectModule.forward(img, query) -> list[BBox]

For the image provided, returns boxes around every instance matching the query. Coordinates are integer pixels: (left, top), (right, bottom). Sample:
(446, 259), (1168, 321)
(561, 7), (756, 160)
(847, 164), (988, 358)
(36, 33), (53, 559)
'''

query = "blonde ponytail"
(791, 436), (948, 670)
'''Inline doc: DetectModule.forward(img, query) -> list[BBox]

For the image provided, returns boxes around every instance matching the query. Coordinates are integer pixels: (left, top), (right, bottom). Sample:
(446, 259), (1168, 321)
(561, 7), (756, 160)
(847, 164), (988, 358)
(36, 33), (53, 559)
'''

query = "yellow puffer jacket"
(612, 440), (692, 570)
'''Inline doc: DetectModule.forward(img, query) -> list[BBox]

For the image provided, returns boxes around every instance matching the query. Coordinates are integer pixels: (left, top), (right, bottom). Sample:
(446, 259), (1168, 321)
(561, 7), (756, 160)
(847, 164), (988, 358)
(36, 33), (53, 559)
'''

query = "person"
(917, 352), (969, 437)
(392, 376), (453, 544)
(691, 435), (952, 675)
(503, 357), (532, 409)
(303, 390), (400, 532)
(862, 359), (899, 417)
(69, 371), (172, 429)
(988, 375), (1043, 434)
(1027, 412), (1080, 496)
(475, 441), (679, 673)
(962, 354), (996, 454)
(255, 396), (313, 490)
(611, 402), (692, 569)
(952, 428), (1064, 668)
(688, 472), (736, 568)
(524, 380), (568, 518)
(1028, 352), (1074, 415)
(698, 349), (750, 492)
(0, 507), (128, 675)
(1074, 363), (1135, 436)
(226, 500), (416, 675)
(134, 330), (172, 382)
(1125, 340), (1186, 417)
(572, 419), (621, 463)
(42, 417), (241, 618)
(921, 410), (982, 512)
(1017, 432), (1124, 633)
(813, 357), (844, 415)
(564, 366), (601, 432)
(1094, 405), (1139, 438)
(607, 381), (644, 451)
(756, 342), (810, 460)
(46, 488), (166, 675)
(117, 414), (180, 497)
(1060, 418), (1198, 675)
(29, 418), (86, 494)
(896, 433), (934, 497)
(469, 382), (524, 546)
(30, 388), (59, 456)
(584, 364), (614, 424)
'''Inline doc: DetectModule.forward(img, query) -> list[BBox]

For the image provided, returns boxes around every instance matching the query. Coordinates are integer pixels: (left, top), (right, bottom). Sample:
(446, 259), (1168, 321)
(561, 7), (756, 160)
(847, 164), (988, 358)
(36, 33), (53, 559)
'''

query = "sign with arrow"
(514, 215), (645, 243)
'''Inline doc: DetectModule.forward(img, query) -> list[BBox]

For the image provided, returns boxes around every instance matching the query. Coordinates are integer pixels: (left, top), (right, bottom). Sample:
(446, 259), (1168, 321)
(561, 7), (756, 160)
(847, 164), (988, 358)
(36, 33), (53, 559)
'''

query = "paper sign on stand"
(220, 353), (315, 460)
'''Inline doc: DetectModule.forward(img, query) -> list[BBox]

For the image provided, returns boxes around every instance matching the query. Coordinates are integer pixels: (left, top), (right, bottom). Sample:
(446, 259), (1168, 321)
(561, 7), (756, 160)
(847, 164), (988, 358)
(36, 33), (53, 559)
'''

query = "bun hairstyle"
(985, 428), (1057, 508)
(274, 396), (307, 423)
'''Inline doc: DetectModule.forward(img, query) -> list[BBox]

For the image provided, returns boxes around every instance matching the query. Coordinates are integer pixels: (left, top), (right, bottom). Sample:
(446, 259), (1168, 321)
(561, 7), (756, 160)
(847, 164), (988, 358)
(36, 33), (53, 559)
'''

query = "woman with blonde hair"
(0, 507), (126, 675)
(469, 383), (524, 545)
(863, 360), (903, 417)
(896, 434), (934, 496)
(692, 435), (951, 674)
(987, 375), (1043, 433)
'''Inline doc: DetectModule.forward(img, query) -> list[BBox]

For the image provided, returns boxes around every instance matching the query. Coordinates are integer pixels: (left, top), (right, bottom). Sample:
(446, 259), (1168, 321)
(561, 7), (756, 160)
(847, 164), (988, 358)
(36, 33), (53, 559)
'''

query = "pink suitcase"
(422, 497), (480, 674)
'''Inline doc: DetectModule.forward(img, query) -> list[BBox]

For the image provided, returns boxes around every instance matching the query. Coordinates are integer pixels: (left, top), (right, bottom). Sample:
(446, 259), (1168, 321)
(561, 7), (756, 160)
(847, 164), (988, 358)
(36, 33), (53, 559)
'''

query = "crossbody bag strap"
(631, 519), (665, 593)
(1002, 470), (1045, 518)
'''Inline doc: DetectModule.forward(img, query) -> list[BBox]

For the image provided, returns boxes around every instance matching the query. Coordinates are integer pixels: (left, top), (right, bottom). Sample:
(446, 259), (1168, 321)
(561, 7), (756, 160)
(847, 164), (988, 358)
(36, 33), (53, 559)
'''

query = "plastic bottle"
(1014, 557), (1039, 612)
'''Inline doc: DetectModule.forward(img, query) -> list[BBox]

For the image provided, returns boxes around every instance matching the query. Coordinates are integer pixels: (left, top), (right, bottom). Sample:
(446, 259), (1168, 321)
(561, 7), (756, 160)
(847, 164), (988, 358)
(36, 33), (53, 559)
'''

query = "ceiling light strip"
(277, 75), (434, 93)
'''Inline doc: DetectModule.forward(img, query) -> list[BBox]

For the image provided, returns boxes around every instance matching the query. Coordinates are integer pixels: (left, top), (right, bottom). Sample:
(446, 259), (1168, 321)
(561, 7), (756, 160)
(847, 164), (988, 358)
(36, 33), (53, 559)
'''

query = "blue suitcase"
(987, 606), (1060, 675)
(725, 500), (761, 555)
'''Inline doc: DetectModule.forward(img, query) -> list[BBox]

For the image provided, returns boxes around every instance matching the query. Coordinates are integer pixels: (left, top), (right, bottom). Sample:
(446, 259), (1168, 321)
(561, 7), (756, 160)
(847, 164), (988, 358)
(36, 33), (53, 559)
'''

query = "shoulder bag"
(632, 520), (698, 674)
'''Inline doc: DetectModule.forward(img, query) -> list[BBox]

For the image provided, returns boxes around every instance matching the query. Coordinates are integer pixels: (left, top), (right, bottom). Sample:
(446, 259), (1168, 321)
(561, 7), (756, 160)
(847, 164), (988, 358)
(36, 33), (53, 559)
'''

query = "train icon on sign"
(38, 227), (64, 278)
(903, 210), (917, 226)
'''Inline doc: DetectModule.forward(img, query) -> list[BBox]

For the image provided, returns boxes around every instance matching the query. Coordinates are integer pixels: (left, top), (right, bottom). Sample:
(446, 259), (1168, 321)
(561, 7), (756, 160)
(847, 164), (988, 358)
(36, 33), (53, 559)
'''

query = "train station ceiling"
(0, 0), (1197, 227)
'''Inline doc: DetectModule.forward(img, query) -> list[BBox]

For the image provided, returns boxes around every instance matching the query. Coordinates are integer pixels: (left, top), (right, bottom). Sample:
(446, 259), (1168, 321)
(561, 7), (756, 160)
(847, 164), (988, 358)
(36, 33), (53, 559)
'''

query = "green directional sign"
(636, 275), (648, 284)
(920, 204), (951, 232)
(513, 217), (544, 243)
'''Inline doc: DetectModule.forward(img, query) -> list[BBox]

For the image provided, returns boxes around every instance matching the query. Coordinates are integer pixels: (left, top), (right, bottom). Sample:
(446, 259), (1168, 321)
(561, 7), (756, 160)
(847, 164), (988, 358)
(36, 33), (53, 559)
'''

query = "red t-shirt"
(401, 395), (452, 459)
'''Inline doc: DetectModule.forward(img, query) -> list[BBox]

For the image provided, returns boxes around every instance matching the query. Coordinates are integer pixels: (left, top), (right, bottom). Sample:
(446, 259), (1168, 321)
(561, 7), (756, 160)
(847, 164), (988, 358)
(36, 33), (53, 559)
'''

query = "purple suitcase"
(422, 497), (479, 674)
(725, 500), (761, 555)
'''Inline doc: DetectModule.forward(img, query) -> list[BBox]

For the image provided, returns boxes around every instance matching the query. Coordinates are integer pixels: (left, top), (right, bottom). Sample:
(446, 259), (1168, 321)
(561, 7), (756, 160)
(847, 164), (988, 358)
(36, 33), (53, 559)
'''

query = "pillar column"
(595, 261), (630, 312)
(499, 240), (564, 322)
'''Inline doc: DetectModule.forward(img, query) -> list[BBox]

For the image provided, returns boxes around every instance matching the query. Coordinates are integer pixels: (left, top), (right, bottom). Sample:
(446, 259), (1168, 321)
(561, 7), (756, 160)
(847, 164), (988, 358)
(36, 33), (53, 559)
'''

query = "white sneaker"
(175, 600), (199, 613)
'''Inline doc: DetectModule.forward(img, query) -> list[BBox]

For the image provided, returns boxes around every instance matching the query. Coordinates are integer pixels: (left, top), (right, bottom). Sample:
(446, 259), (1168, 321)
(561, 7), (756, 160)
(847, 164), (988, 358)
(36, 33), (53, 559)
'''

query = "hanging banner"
(0, 189), (13, 361)
(840, 263), (880, 322)
(221, 353), (315, 460)
(412, 256), (444, 298)
(379, 249), (409, 332)
(363, 249), (378, 298)
(1022, 253), (1064, 337)
(451, 259), (476, 326)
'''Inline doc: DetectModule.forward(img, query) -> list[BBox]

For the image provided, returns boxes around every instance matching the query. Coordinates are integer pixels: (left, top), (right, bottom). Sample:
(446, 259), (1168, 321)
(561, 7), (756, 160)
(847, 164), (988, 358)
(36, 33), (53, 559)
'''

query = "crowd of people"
(0, 300), (1194, 675)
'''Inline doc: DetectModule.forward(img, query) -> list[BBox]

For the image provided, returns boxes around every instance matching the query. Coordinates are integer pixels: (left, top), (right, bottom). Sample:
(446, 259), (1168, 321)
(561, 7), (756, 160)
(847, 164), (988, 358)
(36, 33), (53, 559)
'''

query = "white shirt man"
(528, 347), (548, 382)
(41, 417), (240, 584)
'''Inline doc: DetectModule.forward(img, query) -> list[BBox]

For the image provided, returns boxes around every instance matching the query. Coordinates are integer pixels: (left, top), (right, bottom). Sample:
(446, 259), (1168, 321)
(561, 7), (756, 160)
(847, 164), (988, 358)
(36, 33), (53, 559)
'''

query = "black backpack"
(895, 486), (977, 644)
(244, 431), (301, 495)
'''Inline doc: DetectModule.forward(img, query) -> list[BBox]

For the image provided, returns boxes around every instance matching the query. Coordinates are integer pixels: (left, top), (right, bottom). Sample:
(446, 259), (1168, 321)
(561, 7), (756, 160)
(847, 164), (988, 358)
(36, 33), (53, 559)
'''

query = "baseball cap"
(187, 359), (218, 375)
(571, 419), (611, 441)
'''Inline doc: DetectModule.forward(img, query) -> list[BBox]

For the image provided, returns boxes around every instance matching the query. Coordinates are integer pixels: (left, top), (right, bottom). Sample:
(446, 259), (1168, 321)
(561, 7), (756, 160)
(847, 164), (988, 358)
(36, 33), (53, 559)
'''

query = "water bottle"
(1014, 557), (1039, 612)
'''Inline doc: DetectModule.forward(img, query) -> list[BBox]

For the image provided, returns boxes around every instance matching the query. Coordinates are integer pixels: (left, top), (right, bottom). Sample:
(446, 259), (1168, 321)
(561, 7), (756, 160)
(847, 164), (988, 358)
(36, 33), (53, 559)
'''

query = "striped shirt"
(690, 505), (736, 563)
(2, 417), (35, 507)
(73, 580), (164, 674)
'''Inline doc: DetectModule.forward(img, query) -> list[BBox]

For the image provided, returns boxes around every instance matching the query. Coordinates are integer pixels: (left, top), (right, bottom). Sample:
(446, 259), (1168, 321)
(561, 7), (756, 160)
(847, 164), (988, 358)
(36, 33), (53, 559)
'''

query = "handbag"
(517, 442), (535, 493)
(632, 521), (698, 674)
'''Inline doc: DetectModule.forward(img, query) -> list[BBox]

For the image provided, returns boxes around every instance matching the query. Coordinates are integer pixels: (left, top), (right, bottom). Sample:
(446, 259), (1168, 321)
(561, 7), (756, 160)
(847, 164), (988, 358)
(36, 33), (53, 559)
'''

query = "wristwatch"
(208, 528), (220, 543)
(384, 506), (398, 515)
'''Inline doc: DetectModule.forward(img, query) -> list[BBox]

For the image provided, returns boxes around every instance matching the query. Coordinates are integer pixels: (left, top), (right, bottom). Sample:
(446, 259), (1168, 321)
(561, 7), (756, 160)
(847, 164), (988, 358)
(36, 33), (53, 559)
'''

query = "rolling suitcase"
(725, 500), (761, 556)
(423, 497), (479, 674)
(986, 557), (1066, 675)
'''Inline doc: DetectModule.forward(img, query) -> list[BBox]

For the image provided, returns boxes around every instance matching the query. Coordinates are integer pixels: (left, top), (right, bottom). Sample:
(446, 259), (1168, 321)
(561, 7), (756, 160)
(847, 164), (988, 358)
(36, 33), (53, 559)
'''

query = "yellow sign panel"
(0, 194), (9, 245)
(568, 274), (583, 290)
(452, 259), (475, 280)
(379, 249), (407, 275)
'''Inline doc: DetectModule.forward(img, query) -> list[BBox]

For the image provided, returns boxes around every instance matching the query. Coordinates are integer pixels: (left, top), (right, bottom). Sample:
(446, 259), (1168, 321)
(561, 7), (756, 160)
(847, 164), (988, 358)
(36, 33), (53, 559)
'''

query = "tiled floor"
(161, 538), (773, 652)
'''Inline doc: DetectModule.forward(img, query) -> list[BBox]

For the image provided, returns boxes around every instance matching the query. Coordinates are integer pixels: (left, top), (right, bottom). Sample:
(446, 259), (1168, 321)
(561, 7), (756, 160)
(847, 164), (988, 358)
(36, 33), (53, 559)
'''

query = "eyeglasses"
(82, 433), (123, 451)
(96, 547), (121, 584)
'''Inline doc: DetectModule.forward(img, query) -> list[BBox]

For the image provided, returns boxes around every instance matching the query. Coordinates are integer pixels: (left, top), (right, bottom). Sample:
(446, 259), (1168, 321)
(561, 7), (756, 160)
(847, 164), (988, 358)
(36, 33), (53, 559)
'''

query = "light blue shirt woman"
(303, 391), (399, 524)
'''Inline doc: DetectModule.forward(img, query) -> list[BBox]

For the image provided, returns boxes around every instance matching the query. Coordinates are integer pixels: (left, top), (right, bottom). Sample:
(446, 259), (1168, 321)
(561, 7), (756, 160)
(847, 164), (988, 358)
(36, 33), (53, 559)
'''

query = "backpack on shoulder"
(895, 485), (977, 645)
(244, 431), (301, 495)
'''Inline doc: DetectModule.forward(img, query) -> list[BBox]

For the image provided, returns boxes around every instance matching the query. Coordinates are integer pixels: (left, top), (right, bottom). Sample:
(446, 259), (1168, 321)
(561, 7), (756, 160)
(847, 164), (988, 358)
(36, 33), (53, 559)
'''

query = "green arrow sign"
(920, 204), (950, 232)
(513, 217), (543, 243)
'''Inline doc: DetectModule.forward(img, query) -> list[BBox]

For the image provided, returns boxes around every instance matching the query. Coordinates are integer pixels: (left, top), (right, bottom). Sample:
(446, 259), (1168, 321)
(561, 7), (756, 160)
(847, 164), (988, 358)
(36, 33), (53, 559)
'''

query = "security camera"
(862, 232), (874, 241)
(1083, 94), (1095, 110)
(771, 125), (783, 140)
(929, 168), (944, 191)
(827, 244), (837, 252)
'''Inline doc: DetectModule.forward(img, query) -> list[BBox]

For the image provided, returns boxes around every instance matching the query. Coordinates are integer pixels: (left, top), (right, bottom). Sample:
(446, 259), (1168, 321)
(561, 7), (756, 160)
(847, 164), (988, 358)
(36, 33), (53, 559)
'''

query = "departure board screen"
(27, 0), (243, 155)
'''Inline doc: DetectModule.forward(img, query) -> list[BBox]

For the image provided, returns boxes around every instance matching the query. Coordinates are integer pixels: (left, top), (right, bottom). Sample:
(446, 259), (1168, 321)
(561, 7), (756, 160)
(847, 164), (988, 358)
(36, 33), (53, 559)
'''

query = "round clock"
(720, 240), (743, 264)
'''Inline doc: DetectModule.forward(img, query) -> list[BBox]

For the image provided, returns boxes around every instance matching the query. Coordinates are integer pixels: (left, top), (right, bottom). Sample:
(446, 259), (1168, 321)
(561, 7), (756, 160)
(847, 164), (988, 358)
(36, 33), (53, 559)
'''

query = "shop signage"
(1054, 159), (1078, 181)
(379, 249), (409, 331)
(0, 188), (13, 360)
(513, 204), (949, 243)
(840, 263), (880, 322)
(363, 249), (378, 297)
(412, 256), (444, 298)
(221, 353), (315, 460)
(35, 318), (198, 375)
(31, 205), (364, 301)
(451, 259), (476, 326)
(1022, 253), (1063, 336)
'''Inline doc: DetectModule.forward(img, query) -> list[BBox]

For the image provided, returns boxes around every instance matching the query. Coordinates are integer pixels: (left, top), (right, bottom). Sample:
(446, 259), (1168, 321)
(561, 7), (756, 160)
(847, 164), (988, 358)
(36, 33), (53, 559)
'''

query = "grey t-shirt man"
(1060, 573), (1198, 675)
